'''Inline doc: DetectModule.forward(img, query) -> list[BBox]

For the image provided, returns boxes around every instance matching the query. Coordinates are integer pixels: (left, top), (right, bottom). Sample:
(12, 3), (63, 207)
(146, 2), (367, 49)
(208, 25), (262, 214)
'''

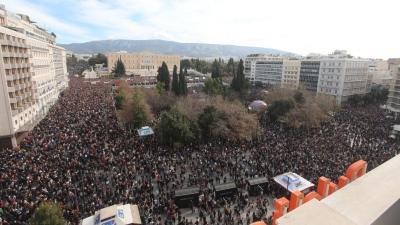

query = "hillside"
(59, 39), (293, 57)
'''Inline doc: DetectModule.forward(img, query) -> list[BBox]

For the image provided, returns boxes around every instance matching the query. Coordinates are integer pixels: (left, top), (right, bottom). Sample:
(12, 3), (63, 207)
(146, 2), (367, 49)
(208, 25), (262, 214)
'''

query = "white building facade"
(317, 50), (370, 104)
(244, 54), (304, 90)
(0, 4), (68, 148)
(245, 54), (284, 85)
(387, 66), (400, 111)
(281, 59), (301, 89)
(245, 50), (371, 104)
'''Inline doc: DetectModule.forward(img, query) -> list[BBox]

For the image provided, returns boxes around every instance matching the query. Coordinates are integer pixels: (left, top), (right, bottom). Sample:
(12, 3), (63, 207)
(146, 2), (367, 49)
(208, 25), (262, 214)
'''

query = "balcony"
(6, 74), (17, 81)
(0, 39), (7, 45)
(12, 109), (22, 116)
(2, 52), (10, 57)
(16, 95), (22, 102)
(7, 86), (15, 92)
(4, 64), (12, 70)
(9, 97), (17, 104)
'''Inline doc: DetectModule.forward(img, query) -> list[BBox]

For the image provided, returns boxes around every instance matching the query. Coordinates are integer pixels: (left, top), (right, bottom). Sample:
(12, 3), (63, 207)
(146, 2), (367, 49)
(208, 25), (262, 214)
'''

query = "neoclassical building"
(107, 51), (180, 76)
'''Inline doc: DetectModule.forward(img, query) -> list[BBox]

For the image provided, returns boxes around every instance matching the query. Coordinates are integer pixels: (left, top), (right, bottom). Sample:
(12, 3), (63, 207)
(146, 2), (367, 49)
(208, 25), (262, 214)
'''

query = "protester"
(0, 77), (398, 225)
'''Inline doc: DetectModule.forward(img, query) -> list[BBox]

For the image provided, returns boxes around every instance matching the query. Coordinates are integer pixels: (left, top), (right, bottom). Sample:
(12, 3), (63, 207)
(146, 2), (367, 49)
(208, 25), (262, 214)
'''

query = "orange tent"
(251, 221), (266, 225)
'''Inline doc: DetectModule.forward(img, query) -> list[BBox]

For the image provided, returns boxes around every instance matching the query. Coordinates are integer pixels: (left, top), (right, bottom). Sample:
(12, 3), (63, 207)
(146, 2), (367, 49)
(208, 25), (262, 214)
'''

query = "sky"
(4, 0), (399, 59)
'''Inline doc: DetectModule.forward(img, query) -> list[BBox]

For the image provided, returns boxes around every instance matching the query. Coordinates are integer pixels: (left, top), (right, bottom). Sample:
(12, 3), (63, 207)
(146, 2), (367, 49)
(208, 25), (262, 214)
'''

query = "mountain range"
(58, 39), (293, 58)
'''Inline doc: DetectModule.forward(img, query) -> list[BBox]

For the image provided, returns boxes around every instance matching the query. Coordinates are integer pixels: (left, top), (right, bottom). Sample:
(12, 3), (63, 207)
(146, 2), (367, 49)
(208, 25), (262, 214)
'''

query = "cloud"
(3, 0), (399, 58)
(5, 0), (96, 43)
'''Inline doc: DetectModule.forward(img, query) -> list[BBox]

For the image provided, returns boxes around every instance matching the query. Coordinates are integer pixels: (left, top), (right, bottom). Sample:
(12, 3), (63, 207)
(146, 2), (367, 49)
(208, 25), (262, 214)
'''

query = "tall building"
(387, 66), (400, 111)
(367, 59), (392, 88)
(317, 50), (370, 103)
(281, 59), (301, 89)
(387, 58), (400, 76)
(244, 54), (300, 89)
(107, 51), (180, 76)
(299, 59), (321, 93)
(0, 4), (68, 148)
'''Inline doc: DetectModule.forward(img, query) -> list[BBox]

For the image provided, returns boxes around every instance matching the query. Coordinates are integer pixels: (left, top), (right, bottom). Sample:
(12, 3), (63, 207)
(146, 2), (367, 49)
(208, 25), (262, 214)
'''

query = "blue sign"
(118, 209), (124, 218)
(102, 220), (116, 225)
(94, 213), (100, 225)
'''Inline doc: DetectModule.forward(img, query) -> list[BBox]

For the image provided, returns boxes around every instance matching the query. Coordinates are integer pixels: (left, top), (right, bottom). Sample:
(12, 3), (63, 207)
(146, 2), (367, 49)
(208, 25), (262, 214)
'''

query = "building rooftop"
(276, 154), (400, 225)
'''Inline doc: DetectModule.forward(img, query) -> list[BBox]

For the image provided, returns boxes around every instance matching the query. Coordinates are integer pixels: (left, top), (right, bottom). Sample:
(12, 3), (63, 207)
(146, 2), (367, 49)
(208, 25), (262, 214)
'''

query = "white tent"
(137, 126), (154, 137)
(273, 172), (314, 193)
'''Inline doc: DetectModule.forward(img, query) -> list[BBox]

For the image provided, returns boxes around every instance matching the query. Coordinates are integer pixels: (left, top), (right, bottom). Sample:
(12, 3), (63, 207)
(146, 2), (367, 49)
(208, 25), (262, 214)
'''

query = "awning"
(273, 172), (314, 193)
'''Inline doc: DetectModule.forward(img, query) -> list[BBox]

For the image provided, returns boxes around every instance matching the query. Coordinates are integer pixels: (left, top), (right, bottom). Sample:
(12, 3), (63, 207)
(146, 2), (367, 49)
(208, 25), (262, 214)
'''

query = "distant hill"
(58, 39), (293, 58)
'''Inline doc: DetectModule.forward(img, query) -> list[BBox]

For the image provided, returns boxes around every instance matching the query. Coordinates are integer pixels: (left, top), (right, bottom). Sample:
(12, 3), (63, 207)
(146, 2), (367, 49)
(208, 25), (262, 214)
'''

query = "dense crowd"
(0, 77), (399, 225)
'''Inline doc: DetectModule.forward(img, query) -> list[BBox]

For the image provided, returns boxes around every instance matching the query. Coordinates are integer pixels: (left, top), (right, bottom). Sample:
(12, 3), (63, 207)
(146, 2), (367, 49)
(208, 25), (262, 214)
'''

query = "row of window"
(110, 60), (179, 64)
(284, 76), (298, 79)
(0, 33), (26, 44)
(110, 54), (179, 59)
(321, 81), (339, 86)
(320, 88), (338, 94)
(322, 62), (368, 67)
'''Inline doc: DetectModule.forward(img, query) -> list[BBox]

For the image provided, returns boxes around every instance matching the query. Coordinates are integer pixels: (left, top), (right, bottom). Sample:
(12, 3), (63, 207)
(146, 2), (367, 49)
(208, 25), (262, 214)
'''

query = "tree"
(50, 32), (57, 38)
(198, 105), (222, 139)
(363, 92), (375, 105)
(347, 94), (362, 106)
(380, 87), (389, 102)
(267, 98), (295, 121)
(203, 78), (227, 96)
(231, 59), (248, 92)
(112, 58), (126, 77)
(132, 90), (150, 129)
(172, 65), (179, 95)
(179, 66), (188, 96)
(89, 53), (108, 67)
(155, 81), (165, 95)
(157, 62), (170, 91)
(29, 202), (66, 225)
(294, 91), (306, 104)
(254, 81), (263, 88)
(211, 59), (221, 79)
(227, 57), (235, 74)
(160, 107), (199, 144)
(115, 92), (126, 110)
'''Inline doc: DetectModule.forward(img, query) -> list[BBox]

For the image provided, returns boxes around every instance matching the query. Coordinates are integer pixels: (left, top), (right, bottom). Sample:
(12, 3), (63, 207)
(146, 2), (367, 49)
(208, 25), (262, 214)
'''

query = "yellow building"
(107, 51), (180, 76)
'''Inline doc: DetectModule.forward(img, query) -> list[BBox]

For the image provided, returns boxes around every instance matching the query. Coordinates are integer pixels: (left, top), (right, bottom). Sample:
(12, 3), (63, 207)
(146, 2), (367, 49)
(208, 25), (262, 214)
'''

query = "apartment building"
(388, 58), (400, 76)
(244, 54), (301, 89)
(107, 51), (180, 76)
(244, 54), (284, 85)
(0, 4), (68, 148)
(387, 66), (400, 111)
(317, 50), (370, 103)
(281, 59), (301, 89)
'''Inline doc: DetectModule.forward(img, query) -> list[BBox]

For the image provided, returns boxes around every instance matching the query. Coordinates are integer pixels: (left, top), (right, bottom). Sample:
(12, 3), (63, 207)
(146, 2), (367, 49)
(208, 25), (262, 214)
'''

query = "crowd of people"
(0, 77), (399, 225)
